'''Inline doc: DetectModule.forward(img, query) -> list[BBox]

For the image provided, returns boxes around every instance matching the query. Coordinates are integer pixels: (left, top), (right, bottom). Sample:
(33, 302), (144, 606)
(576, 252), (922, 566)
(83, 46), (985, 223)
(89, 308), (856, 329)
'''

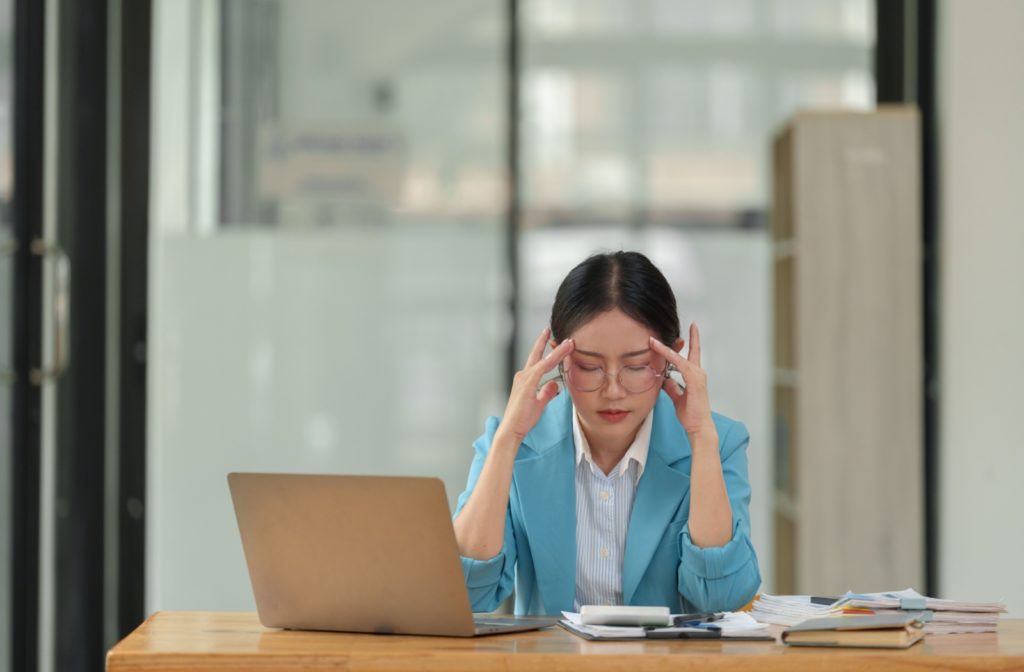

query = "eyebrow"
(574, 348), (651, 359)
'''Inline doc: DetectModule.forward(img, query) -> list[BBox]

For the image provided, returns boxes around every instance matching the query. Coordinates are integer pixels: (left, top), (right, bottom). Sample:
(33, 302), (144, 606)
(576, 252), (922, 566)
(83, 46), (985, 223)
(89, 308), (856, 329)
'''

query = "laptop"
(227, 472), (557, 637)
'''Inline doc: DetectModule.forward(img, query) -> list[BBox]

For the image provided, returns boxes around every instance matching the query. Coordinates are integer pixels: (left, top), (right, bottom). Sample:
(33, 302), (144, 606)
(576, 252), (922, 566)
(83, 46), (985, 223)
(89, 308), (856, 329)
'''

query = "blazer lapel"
(512, 393), (577, 614)
(622, 393), (692, 605)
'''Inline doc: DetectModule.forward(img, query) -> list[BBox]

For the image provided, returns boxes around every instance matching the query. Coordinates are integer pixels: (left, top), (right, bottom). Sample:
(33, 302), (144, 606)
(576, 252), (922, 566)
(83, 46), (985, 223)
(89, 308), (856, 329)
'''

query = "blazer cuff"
(679, 520), (755, 580)
(460, 552), (507, 589)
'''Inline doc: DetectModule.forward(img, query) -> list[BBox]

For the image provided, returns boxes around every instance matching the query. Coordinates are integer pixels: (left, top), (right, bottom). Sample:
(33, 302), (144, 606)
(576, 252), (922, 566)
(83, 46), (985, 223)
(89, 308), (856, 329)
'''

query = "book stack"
(834, 588), (1007, 635)
(782, 613), (925, 649)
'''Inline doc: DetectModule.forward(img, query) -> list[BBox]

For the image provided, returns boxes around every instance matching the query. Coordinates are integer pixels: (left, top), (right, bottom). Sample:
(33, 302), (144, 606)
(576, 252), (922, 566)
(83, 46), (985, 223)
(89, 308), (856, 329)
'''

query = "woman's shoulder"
(473, 391), (574, 457)
(646, 393), (752, 464)
(709, 411), (751, 460)
(709, 410), (749, 441)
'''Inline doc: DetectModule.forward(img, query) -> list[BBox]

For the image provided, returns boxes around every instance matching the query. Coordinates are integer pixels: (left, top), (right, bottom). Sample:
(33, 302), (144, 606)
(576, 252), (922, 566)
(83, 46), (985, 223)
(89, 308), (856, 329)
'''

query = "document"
(749, 594), (838, 626)
(559, 611), (774, 641)
(834, 588), (1007, 634)
(834, 587), (1007, 613)
(752, 588), (1007, 635)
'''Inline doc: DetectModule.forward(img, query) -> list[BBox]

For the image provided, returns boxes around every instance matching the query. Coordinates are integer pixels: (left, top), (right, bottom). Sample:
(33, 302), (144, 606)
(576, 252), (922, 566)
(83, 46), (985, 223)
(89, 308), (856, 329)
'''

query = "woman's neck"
(583, 426), (640, 476)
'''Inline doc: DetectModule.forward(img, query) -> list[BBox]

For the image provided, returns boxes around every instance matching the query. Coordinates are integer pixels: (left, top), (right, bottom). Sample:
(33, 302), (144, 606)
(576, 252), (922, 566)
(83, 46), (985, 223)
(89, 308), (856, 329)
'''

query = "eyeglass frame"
(557, 359), (681, 394)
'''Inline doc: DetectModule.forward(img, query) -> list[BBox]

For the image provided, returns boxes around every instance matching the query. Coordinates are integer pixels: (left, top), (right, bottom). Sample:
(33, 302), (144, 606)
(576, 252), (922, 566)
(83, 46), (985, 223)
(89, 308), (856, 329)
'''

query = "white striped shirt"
(572, 407), (654, 609)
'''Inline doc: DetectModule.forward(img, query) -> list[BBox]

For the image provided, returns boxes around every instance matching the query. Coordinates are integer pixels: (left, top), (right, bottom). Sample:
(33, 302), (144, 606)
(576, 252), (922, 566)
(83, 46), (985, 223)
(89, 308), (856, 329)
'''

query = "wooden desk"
(107, 612), (1024, 671)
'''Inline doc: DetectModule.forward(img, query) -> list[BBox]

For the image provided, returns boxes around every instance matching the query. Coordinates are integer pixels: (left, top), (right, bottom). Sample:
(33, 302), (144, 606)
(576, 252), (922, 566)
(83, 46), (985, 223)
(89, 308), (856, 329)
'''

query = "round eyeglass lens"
(566, 364), (661, 394)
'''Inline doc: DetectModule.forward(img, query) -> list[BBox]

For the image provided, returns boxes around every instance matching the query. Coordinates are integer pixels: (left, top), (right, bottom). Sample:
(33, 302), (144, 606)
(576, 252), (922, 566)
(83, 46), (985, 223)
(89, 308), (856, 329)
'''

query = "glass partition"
(147, 0), (876, 612)
(518, 0), (875, 590)
(148, 0), (509, 611)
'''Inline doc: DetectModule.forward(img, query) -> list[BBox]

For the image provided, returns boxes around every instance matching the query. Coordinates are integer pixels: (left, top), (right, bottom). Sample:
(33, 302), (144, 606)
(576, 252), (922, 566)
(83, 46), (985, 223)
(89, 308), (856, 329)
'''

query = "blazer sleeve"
(452, 416), (518, 613)
(676, 419), (762, 612)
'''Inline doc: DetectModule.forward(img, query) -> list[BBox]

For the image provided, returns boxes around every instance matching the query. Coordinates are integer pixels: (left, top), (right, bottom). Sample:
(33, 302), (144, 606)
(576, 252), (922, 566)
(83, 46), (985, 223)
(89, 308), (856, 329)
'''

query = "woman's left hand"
(650, 323), (717, 440)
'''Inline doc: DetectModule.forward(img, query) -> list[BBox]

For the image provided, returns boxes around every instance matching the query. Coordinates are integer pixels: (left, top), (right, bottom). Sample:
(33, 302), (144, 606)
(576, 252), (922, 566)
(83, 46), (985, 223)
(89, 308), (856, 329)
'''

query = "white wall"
(938, 0), (1024, 616)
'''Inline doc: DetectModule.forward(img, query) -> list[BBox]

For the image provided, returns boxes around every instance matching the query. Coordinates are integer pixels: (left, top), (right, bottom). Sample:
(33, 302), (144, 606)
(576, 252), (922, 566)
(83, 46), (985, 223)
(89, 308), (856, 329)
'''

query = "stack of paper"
(749, 594), (837, 626)
(705, 611), (775, 637)
(834, 588), (1006, 635)
(752, 589), (1007, 635)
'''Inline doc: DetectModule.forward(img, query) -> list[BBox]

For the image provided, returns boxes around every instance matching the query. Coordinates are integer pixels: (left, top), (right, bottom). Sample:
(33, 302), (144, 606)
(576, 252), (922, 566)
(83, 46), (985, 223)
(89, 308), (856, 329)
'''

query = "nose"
(601, 372), (628, 400)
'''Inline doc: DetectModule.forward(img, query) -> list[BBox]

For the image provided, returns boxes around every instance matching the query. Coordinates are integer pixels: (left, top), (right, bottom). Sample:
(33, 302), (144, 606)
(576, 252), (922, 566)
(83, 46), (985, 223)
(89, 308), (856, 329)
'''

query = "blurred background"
(2, 0), (1022, 671)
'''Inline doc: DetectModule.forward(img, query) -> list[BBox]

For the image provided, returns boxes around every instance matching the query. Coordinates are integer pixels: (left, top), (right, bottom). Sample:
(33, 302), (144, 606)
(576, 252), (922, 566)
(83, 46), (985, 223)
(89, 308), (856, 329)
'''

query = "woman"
(453, 251), (760, 615)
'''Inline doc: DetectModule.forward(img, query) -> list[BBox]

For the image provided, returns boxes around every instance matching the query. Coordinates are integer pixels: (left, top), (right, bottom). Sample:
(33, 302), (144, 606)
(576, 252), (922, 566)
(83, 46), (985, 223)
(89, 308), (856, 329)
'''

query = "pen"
(671, 612), (721, 626)
(645, 625), (722, 639)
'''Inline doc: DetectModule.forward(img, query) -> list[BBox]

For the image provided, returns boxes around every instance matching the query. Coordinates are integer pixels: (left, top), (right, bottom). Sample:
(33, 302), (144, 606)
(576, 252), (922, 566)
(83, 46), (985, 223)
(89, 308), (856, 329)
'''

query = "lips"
(597, 409), (630, 423)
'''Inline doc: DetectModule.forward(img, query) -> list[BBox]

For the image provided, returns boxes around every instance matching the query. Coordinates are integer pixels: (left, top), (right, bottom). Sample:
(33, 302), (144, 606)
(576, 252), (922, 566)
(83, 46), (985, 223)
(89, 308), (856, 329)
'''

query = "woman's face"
(556, 308), (674, 449)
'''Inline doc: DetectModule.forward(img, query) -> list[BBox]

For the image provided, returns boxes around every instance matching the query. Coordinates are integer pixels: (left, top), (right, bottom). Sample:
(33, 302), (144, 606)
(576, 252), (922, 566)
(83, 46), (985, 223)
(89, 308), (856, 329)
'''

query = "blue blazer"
(454, 390), (761, 615)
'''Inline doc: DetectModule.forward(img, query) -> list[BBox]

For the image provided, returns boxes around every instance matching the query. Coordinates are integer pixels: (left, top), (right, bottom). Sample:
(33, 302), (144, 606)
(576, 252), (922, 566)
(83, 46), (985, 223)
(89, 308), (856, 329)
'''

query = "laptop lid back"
(228, 472), (477, 636)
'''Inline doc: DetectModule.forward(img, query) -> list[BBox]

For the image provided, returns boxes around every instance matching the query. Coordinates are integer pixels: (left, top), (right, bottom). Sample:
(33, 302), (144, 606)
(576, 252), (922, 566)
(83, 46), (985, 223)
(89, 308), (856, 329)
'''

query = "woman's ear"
(549, 338), (558, 349)
(672, 337), (685, 353)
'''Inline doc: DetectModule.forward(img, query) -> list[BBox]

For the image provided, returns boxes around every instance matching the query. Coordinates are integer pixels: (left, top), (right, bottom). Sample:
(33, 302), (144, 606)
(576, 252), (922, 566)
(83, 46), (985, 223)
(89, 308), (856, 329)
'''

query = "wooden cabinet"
(771, 108), (923, 595)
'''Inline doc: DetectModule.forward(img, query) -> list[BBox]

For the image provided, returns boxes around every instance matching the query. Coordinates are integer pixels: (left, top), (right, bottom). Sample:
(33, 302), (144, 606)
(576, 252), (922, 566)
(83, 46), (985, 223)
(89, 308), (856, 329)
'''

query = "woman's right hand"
(497, 326), (575, 444)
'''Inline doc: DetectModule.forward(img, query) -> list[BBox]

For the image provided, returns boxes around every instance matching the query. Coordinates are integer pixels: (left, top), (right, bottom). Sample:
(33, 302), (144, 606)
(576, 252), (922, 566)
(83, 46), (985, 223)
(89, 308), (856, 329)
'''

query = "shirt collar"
(572, 405), (653, 482)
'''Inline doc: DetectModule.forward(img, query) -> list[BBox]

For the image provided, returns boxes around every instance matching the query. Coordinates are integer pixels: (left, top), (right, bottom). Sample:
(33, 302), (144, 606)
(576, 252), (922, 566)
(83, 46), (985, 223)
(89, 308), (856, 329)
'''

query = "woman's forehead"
(572, 345), (651, 360)
(567, 308), (658, 353)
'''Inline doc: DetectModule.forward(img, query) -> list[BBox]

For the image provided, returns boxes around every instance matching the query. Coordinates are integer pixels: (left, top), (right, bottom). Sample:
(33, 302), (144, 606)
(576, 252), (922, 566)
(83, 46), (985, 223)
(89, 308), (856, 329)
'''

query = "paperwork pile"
(835, 588), (1006, 635)
(751, 589), (1007, 635)
(749, 594), (836, 626)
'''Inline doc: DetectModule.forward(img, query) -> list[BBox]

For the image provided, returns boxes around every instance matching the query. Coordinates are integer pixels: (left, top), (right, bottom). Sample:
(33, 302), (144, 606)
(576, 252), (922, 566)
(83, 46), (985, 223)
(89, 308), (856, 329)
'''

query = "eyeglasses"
(560, 361), (673, 394)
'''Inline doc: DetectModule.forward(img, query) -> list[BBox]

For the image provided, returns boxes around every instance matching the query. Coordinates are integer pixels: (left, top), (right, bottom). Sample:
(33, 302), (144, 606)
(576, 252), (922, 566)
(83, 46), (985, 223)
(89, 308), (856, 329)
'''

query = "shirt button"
(600, 547), (610, 558)
(599, 490), (610, 501)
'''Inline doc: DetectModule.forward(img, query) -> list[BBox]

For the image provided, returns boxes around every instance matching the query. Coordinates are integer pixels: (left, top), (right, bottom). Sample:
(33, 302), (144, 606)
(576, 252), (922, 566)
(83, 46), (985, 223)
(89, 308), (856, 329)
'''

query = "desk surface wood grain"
(107, 612), (1024, 672)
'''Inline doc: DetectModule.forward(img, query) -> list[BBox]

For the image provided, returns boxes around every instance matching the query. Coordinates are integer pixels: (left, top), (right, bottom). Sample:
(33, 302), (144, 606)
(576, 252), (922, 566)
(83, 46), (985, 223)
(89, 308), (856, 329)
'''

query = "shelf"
(770, 107), (923, 596)
(773, 489), (798, 520)
(773, 368), (797, 386)
(773, 239), (796, 261)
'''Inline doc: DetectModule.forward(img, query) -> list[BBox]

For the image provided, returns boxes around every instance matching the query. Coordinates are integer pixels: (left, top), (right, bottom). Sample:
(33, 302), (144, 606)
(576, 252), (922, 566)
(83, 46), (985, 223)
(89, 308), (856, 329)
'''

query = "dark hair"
(550, 251), (680, 344)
